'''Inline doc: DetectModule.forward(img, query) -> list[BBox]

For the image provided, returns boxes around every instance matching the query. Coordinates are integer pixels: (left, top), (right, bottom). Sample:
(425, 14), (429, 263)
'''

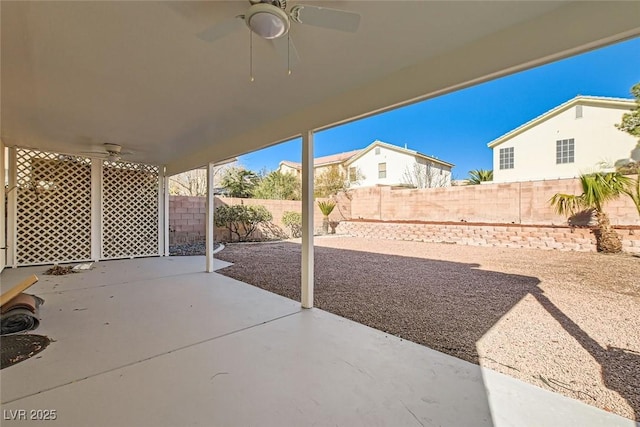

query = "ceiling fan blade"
(269, 36), (300, 68)
(197, 16), (245, 43)
(289, 5), (360, 33)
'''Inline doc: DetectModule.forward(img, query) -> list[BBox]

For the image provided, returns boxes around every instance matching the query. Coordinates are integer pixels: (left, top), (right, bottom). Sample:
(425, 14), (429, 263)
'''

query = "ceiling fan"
(196, 0), (361, 68)
(81, 143), (133, 162)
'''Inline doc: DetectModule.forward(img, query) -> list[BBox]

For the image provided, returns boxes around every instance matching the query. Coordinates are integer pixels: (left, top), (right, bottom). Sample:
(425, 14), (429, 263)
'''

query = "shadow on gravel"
(216, 241), (541, 364)
(532, 289), (640, 421)
(218, 240), (639, 421)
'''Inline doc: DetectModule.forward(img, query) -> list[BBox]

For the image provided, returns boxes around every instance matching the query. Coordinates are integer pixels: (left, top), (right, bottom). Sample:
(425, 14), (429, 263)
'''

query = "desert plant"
(214, 204), (273, 242)
(467, 169), (493, 185)
(282, 211), (302, 238)
(317, 200), (336, 235)
(622, 172), (640, 218)
(549, 172), (630, 253)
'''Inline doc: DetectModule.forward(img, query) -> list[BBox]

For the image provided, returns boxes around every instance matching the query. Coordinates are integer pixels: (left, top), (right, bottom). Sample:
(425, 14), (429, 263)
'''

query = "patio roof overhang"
(1, 1), (639, 175)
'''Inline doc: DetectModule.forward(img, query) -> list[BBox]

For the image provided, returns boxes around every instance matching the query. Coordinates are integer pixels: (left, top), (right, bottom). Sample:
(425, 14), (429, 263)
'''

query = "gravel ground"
(169, 242), (220, 256)
(215, 236), (640, 421)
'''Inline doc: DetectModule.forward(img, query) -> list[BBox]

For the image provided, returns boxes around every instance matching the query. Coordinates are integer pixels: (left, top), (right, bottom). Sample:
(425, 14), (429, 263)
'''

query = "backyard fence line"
(168, 176), (639, 244)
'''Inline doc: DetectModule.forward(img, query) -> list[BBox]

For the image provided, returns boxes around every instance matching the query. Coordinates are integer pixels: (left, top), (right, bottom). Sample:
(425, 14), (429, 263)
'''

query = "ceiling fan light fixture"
(245, 4), (289, 39)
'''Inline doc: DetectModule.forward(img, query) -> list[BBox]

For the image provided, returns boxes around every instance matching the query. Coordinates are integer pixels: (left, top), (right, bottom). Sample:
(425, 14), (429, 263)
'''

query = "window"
(375, 147), (381, 155)
(499, 147), (514, 170)
(349, 167), (357, 182)
(556, 138), (575, 164)
(378, 162), (387, 179)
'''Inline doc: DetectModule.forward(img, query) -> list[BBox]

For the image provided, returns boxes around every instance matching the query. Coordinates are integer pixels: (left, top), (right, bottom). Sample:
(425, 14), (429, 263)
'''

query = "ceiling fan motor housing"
(245, 3), (290, 39)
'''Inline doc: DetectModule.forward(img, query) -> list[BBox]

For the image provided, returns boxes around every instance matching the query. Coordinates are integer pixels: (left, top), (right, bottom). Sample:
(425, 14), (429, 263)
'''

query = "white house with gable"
(488, 96), (638, 183)
(279, 140), (454, 189)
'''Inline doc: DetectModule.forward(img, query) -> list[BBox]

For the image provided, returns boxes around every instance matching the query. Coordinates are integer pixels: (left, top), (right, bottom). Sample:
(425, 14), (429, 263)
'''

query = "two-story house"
(279, 140), (454, 188)
(488, 96), (638, 183)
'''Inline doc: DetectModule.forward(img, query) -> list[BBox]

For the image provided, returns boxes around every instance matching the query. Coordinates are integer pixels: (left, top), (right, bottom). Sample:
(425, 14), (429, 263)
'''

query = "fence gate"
(14, 149), (92, 265)
(8, 148), (162, 266)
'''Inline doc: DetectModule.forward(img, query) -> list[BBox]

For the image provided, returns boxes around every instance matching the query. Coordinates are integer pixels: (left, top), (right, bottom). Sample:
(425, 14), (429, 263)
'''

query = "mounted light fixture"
(244, 4), (290, 39)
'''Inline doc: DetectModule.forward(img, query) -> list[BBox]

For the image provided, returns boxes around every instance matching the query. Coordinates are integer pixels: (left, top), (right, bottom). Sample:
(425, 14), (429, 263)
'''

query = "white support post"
(7, 147), (17, 267)
(90, 160), (103, 261)
(162, 172), (170, 256)
(301, 131), (314, 308)
(205, 162), (215, 273)
(0, 140), (5, 273)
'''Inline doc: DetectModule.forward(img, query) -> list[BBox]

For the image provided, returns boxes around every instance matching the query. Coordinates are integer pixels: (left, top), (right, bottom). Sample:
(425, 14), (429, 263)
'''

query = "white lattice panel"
(102, 161), (159, 258)
(15, 149), (92, 265)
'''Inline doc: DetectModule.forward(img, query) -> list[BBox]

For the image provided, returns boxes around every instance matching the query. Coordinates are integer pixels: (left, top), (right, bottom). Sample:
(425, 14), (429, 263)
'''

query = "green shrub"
(282, 211), (302, 238)
(215, 204), (273, 242)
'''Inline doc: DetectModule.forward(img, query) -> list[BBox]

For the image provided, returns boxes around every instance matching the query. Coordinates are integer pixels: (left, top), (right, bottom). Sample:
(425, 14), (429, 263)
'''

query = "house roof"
(345, 140), (455, 168)
(279, 149), (362, 170)
(487, 96), (635, 148)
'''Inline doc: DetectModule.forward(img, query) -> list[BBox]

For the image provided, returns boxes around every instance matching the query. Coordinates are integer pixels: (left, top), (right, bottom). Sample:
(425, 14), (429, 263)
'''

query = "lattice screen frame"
(101, 161), (161, 259)
(6, 147), (166, 267)
(11, 148), (93, 266)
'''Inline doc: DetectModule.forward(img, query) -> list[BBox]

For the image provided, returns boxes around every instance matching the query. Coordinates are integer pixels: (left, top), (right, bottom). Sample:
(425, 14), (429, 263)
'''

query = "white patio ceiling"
(1, 1), (639, 175)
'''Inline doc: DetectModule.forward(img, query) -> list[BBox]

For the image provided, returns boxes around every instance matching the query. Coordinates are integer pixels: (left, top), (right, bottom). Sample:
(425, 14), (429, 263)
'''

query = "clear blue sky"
(240, 37), (640, 180)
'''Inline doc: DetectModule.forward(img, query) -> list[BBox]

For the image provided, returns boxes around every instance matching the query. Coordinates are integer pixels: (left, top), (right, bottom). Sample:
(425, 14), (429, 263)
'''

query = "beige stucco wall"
(492, 103), (637, 183)
(348, 145), (451, 188)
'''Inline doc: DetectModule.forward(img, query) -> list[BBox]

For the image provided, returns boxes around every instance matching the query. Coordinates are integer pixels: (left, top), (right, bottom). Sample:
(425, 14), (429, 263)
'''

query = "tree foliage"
(467, 169), (493, 185)
(220, 167), (259, 198)
(169, 162), (237, 196)
(549, 172), (630, 253)
(214, 204), (273, 242)
(615, 82), (640, 138)
(252, 170), (301, 200)
(614, 82), (640, 218)
(314, 165), (361, 198)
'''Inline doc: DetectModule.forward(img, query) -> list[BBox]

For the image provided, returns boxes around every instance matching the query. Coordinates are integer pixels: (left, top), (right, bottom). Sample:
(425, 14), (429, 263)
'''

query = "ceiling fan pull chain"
(250, 30), (255, 82)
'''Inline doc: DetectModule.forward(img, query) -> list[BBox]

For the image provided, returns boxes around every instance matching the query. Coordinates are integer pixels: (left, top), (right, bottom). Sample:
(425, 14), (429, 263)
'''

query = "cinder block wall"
(340, 221), (640, 254)
(349, 177), (639, 226)
(168, 195), (350, 243)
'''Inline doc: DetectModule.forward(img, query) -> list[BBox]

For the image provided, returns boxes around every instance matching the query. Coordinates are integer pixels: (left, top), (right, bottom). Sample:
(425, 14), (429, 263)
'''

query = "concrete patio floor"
(0, 257), (637, 427)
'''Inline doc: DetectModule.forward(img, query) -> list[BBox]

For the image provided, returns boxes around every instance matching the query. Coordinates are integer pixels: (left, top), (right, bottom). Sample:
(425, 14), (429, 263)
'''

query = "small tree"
(615, 82), (640, 138)
(220, 167), (260, 198)
(549, 172), (630, 253)
(214, 204), (273, 242)
(252, 170), (301, 200)
(402, 162), (448, 188)
(282, 211), (302, 238)
(169, 162), (237, 196)
(467, 169), (493, 185)
(317, 200), (336, 235)
(314, 165), (362, 198)
(615, 82), (640, 218)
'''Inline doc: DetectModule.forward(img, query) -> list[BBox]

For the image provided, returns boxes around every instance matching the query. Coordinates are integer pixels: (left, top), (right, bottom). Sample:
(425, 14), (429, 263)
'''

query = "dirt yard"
(215, 236), (640, 421)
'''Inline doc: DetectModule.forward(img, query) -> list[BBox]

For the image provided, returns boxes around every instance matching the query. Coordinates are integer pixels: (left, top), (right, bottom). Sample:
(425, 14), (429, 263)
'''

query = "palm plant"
(317, 200), (336, 235)
(549, 172), (631, 253)
(467, 169), (493, 185)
